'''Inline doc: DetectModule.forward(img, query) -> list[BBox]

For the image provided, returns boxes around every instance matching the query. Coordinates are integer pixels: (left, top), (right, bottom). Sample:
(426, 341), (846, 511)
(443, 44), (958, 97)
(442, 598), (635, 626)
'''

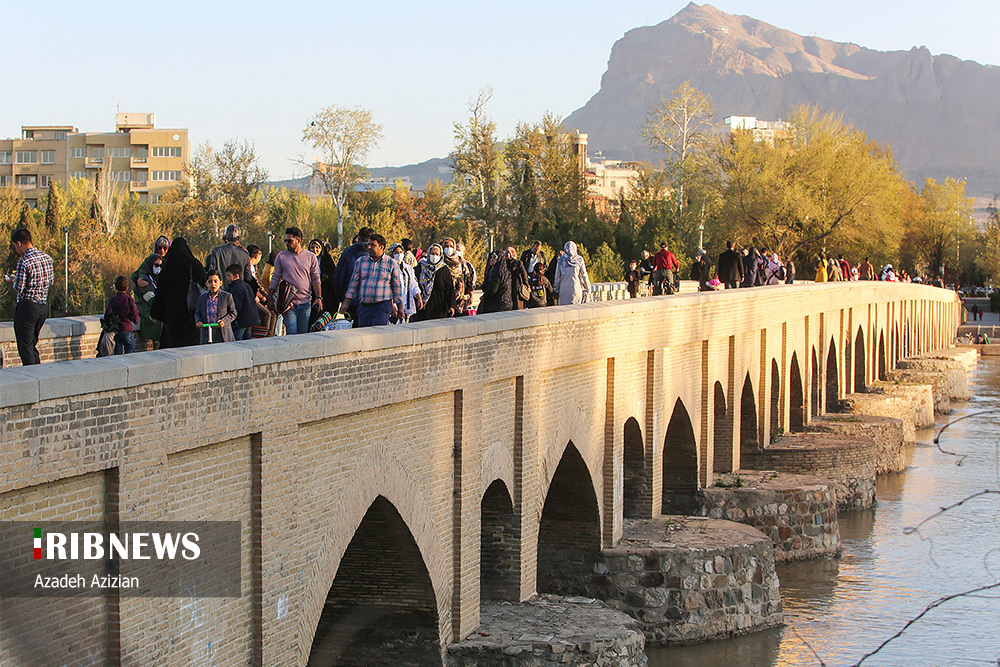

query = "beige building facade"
(0, 113), (188, 207)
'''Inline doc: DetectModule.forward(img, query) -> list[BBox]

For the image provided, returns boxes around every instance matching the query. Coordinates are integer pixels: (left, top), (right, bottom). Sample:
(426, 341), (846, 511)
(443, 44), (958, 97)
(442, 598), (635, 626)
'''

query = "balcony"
(85, 157), (104, 168)
(130, 181), (148, 192)
(130, 156), (148, 167)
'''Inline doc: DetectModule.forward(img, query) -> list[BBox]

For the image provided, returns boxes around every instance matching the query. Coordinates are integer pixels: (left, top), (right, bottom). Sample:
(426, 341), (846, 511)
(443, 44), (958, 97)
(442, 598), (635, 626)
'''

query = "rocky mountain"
(564, 3), (1000, 196)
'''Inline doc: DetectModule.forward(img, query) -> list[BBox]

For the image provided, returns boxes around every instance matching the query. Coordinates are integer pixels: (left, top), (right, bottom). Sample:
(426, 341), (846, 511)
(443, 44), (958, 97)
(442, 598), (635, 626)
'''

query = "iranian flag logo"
(34, 527), (41, 559)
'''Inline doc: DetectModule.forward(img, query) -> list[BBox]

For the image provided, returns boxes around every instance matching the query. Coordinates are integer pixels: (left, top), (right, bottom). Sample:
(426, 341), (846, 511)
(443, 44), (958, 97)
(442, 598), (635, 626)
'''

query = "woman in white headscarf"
(765, 253), (784, 285)
(554, 241), (591, 305)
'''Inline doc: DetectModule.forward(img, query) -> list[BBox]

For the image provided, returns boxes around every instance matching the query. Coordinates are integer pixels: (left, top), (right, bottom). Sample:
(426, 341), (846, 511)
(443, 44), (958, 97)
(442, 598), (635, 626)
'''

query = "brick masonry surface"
(0, 282), (961, 665)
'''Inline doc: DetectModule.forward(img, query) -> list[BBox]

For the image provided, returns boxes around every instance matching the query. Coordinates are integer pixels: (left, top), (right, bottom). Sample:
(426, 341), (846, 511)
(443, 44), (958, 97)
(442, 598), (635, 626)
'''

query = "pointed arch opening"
(811, 347), (821, 418)
(740, 373), (759, 459)
(713, 382), (734, 473)
(854, 327), (866, 393)
(789, 352), (805, 432)
(308, 497), (439, 665)
(769, 359), (781, 442)
(481, 480), (518, 603)
(662, 399), (699, 513)
(878, 331), (887, 381)
(537, 443), (601, 596)
(622, 417), (648, 519)
(826, 340), (839, 413)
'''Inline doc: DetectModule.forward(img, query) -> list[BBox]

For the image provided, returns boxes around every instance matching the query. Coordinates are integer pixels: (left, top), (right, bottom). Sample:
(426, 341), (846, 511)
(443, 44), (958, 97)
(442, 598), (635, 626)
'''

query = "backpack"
(100, 309), (121, 333)
(776, 265), (786, 280)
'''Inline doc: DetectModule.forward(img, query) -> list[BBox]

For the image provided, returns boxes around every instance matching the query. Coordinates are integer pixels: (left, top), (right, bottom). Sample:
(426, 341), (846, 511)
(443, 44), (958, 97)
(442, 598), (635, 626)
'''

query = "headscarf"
(561, 241), (585, 267)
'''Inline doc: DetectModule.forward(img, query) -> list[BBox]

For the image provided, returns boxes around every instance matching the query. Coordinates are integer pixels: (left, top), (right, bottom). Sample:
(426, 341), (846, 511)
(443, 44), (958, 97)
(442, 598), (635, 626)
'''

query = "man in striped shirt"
(6, 228), (54, 365)
(339, 233), (403, 328)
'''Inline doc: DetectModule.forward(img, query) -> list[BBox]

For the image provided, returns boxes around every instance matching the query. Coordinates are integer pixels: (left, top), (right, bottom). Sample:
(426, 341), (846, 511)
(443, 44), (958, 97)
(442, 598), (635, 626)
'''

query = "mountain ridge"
(564, 2), (1000, 195)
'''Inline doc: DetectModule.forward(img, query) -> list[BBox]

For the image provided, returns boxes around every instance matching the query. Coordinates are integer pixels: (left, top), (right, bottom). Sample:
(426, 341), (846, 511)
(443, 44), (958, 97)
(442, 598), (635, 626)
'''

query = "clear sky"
(1, 0), (996, 180)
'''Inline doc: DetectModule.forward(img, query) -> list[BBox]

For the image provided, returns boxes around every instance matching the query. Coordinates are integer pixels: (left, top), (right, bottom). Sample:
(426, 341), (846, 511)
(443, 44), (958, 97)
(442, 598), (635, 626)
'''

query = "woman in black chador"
(151, 237), (206, 348)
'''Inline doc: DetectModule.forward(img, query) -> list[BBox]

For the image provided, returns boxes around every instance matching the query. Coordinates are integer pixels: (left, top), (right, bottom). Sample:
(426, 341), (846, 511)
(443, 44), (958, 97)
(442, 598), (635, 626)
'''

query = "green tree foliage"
(302, 105), (384, 246)
(44, 181), (63, 231)
(504, 112), (587, 247)
(451, 88), (504, 246)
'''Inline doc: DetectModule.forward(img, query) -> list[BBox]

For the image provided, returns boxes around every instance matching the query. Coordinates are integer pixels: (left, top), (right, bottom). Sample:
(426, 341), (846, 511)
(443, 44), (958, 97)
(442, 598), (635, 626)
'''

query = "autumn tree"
(901, 177), (977, 282)
(302, 105), (384, 247)
(977, 196), (1000, 284)
(451, 88), (504, 249)
(713, 105), (907, 264)
(643, 81), (715, 227)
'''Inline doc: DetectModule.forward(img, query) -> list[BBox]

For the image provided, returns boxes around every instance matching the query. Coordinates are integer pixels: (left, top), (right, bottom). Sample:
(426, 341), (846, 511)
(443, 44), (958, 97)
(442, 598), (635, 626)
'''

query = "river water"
(647, 357), (1000, 667)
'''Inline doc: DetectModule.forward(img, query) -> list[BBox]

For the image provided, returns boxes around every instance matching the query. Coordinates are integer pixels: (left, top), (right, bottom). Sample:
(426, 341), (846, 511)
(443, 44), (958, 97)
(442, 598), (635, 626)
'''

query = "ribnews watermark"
(0, 521), (241, 598)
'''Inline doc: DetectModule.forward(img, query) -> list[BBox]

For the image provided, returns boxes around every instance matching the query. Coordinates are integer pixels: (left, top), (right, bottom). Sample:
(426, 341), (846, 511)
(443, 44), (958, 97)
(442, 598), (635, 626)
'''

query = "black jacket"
(717, 249), (744, 284)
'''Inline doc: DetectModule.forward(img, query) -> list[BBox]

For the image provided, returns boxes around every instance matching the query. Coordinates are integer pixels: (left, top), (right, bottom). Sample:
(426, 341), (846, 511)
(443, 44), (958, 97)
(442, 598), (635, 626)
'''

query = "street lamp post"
(62, 226), (69, 312)
(698, 203), (705, 252)
(266, 231), (274, 255)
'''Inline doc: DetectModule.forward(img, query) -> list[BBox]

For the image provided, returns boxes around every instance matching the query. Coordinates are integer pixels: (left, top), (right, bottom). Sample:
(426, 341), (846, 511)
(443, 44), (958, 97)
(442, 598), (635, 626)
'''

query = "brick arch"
(307, 496), (440, 665)
(854, 326), (866, 393)
(826, 337), (840, 413)
(481, 479), (518, 602)
(769, 359), (781, 442)
(622, 417), (649, 519)
(713, 382), (734, 473)
(662, 398), (698, 512)
(301, 457), (450, 661)
(811, 347), (821, 418)
(878, 331), (887, 380)
(789, 352), (805, 432)
(741, 373), (759, 458)
(537, 442), (601, 595)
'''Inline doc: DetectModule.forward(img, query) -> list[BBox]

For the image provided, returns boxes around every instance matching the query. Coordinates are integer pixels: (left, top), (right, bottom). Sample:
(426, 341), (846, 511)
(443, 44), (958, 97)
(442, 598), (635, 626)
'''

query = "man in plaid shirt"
(339, 233), (403, 327)
(6, 228), (54, 365)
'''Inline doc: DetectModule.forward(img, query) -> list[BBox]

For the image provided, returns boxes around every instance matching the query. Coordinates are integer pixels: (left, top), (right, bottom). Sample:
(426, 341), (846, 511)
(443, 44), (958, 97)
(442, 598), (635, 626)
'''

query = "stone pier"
(697, 471), (840, 562)
(446, 597), (647, 666)
(592, 517), (783, 645)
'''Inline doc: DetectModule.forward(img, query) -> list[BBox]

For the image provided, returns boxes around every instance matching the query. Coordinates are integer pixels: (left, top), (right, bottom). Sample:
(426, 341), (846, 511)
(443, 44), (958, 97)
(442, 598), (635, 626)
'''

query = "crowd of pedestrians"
(2, 224), (963, 366)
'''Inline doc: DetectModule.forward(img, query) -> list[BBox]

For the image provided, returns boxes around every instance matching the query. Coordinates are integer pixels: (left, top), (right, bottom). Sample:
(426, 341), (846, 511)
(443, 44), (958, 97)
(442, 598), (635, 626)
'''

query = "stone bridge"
(0, 282), (960, 665)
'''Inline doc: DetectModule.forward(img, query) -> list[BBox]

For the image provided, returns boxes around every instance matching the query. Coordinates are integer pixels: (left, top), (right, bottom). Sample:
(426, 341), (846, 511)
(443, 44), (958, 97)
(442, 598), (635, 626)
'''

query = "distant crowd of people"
(2, 224), (971, 367)
(86, 227), (600, 356)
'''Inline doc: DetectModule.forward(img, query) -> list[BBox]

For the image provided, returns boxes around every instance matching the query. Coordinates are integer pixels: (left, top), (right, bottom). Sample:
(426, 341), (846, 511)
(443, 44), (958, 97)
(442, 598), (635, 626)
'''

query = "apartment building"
(0, 113), (189, 207)
(724, 116), (793, 146)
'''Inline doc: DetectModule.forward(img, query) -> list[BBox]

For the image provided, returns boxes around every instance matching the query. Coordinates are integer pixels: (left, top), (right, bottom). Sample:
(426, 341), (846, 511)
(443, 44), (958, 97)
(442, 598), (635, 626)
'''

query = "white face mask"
(443, 247), (455, 257)
(393, 252), (403, 262)
(429, 254), (441, 264)
(152, 266), (162, 275)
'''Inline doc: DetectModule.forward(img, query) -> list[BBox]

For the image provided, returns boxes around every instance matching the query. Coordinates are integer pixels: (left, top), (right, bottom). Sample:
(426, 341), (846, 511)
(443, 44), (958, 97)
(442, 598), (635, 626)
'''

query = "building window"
(70, 147), (85, 158)
(149, 194), (161, 204)
(108, 146), (131, 158)
(0, 151), (11, 164)
(0, 175), (10, 187)
(70, 171), (86, 180)
(16, 175), (38, 188)
(152, 170), (180, 181)
(54, 131), (67, 140)
(16, 151), (38, 164)
(152, 146), (182, 158)
(110, 170), (132, 182)
(40, 175), (52, 187)
(41, 151), (56, 164)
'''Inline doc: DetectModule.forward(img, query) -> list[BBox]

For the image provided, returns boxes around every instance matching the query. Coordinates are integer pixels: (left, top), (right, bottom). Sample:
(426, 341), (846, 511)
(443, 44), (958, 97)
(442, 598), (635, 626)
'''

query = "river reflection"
(647, 357), (1000, 666)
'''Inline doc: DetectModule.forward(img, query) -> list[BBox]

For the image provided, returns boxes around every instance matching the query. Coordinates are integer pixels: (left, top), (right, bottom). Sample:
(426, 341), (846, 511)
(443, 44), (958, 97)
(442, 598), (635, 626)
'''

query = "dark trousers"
(357, 301), (391, 327)
(114, 330), (135, 355)
(724, 280), (738, 290)
(14, 300), (48, 365)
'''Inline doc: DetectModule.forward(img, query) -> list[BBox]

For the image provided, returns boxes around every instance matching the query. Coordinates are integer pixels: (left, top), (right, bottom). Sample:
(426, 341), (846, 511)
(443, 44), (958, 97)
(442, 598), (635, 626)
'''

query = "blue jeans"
(232, 326), (252, 341)
(114, 330), (135, 355)
(282, 303), (312, 335)
(357, 301), (391, 327)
